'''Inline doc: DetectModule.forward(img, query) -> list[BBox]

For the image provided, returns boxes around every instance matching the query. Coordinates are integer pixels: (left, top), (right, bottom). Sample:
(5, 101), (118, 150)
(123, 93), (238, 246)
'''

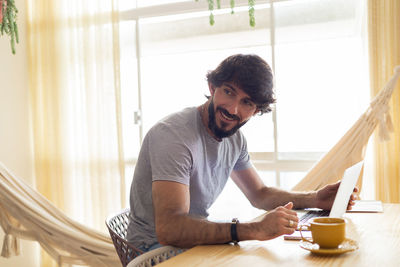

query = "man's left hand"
(315, 181), (358, 210)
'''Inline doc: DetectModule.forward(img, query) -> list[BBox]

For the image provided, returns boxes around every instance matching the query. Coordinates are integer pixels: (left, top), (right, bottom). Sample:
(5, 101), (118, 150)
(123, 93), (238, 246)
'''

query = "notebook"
(347, 200), (383, 213)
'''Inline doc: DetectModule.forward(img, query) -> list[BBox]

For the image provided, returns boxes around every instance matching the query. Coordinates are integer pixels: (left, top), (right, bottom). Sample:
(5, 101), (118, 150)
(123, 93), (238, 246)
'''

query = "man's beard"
(207, 98), (248, 139)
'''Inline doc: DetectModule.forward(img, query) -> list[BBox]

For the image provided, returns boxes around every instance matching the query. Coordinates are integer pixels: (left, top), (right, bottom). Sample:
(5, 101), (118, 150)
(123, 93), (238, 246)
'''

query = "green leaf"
(207, 0), (215, 25)
(248, 0), (256, 27)
(1, 0), (19, 54)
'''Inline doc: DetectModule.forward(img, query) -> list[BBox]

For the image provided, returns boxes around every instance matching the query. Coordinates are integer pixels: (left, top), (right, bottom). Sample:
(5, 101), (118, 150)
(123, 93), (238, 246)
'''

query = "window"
(119, 0), (369, 221)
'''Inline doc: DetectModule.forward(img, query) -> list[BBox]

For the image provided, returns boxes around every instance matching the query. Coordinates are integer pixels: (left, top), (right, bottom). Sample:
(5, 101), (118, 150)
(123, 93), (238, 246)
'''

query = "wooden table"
(157, 204), (400, 267)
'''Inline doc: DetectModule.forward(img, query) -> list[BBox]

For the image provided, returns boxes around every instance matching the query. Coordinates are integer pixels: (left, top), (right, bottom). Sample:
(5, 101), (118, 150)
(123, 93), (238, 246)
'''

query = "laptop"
(284, 160), (364, 240)
(303, 160), (365, 221)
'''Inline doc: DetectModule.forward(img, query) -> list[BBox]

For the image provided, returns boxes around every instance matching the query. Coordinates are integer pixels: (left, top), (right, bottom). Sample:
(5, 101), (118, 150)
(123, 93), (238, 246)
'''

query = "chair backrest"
(105, 208), (143, 267)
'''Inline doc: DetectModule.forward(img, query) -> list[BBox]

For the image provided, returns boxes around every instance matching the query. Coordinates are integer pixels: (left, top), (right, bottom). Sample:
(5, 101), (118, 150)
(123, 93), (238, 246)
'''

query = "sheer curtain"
(26, 0), (125, 265)
(368, 0), (400, 203)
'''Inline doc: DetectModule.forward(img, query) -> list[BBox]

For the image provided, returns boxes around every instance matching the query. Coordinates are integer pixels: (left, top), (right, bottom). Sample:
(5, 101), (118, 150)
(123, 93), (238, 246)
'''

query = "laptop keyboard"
(298, 210), (330, 226)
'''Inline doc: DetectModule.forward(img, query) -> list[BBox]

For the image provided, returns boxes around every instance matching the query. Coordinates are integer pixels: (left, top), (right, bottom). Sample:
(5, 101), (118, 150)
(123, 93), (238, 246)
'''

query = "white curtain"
(27, 0), (125, 265)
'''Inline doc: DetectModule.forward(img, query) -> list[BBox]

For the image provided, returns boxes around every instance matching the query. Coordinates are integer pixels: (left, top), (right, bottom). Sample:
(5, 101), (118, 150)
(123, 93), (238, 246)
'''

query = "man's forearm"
(156, 213), (275, 248)
(156, 204), (301, 247)
(253, 187), (317, 210)
(156, 214), (233, 247)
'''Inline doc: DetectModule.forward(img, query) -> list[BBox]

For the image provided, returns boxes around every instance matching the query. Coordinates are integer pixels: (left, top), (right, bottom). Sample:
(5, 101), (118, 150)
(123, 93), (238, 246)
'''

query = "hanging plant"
(0, 0), (19, 54)
(207, 0), (215, 26)
(248, 0), (255, 27)
(196, 0), (256, 27)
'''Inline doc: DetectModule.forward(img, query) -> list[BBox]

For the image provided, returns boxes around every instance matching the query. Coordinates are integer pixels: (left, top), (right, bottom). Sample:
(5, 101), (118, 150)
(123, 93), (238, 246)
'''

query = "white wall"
(0, 0), (39, 266)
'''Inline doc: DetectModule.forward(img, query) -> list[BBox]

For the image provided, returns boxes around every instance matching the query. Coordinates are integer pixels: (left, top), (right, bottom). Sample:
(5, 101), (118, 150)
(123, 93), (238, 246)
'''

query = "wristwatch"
(231, 218), (239, 244)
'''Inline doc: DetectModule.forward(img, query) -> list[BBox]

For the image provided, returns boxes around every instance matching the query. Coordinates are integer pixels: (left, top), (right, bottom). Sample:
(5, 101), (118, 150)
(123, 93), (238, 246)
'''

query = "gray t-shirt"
(126, 107), (251, 247)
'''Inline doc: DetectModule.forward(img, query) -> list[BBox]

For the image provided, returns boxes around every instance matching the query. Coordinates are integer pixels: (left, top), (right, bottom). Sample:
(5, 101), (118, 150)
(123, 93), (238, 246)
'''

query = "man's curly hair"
(206, 54), (275, 114)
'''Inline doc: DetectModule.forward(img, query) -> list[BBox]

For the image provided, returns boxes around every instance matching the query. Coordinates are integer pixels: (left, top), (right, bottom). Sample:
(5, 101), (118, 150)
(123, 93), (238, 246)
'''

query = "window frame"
(120, 0), (367, 189)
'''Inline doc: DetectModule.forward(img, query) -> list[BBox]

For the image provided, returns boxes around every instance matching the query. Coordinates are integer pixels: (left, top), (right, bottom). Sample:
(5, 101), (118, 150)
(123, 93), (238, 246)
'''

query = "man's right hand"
(247, 202), (299, 240)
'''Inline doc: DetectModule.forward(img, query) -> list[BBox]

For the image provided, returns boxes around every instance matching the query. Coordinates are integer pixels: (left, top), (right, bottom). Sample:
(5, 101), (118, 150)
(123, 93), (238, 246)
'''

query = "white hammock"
(0, 163), (120, 266)
(293, 66), (400, 191)
(0, 67), (399, 266)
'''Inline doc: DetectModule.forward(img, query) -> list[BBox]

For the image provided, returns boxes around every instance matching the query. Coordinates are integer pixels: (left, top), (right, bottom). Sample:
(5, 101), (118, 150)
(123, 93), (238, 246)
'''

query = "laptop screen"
(329, 160), (364, 218)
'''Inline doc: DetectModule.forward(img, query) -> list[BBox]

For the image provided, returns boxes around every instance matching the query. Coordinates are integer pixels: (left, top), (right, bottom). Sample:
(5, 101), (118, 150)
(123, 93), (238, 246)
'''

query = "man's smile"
(218, 108), (240, 123)
(207, 95), (249, 139)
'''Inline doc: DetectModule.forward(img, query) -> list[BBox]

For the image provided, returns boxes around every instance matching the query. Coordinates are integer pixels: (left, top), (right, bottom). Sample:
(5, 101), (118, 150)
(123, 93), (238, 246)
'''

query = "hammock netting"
(0, 67), (399, 266)
(292, 66), (400, 191)
(0, 162), (120, 266)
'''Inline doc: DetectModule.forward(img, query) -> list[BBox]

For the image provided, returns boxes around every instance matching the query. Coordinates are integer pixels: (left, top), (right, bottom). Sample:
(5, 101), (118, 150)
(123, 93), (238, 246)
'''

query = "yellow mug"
(299, 217), (346, 249)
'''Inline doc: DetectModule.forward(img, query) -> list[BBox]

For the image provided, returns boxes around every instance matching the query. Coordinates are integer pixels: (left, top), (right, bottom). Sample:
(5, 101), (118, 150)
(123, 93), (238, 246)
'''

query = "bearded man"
(126, 54), (356, 252)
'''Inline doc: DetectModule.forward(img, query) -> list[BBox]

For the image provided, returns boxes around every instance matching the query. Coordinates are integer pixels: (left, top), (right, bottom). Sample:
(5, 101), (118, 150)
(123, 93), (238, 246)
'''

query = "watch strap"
(231, 218), (239, 244)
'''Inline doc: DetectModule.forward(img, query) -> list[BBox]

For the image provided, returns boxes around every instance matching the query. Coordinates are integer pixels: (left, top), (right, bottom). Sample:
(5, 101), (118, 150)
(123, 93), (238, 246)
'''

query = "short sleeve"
(147, 124), (193, 185)
(233, 133), (252, 171)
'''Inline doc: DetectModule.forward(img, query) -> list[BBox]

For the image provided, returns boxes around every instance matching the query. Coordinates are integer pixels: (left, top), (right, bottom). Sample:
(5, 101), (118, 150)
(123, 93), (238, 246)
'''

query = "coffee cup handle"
(299, 224), (313, 243)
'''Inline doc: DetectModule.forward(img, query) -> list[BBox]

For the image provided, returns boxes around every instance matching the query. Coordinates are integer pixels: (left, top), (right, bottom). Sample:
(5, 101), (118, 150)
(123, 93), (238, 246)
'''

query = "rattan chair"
(105, 208), (143, 267)
(106, 208), (186, 267)
(126, 245), (185, 267)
